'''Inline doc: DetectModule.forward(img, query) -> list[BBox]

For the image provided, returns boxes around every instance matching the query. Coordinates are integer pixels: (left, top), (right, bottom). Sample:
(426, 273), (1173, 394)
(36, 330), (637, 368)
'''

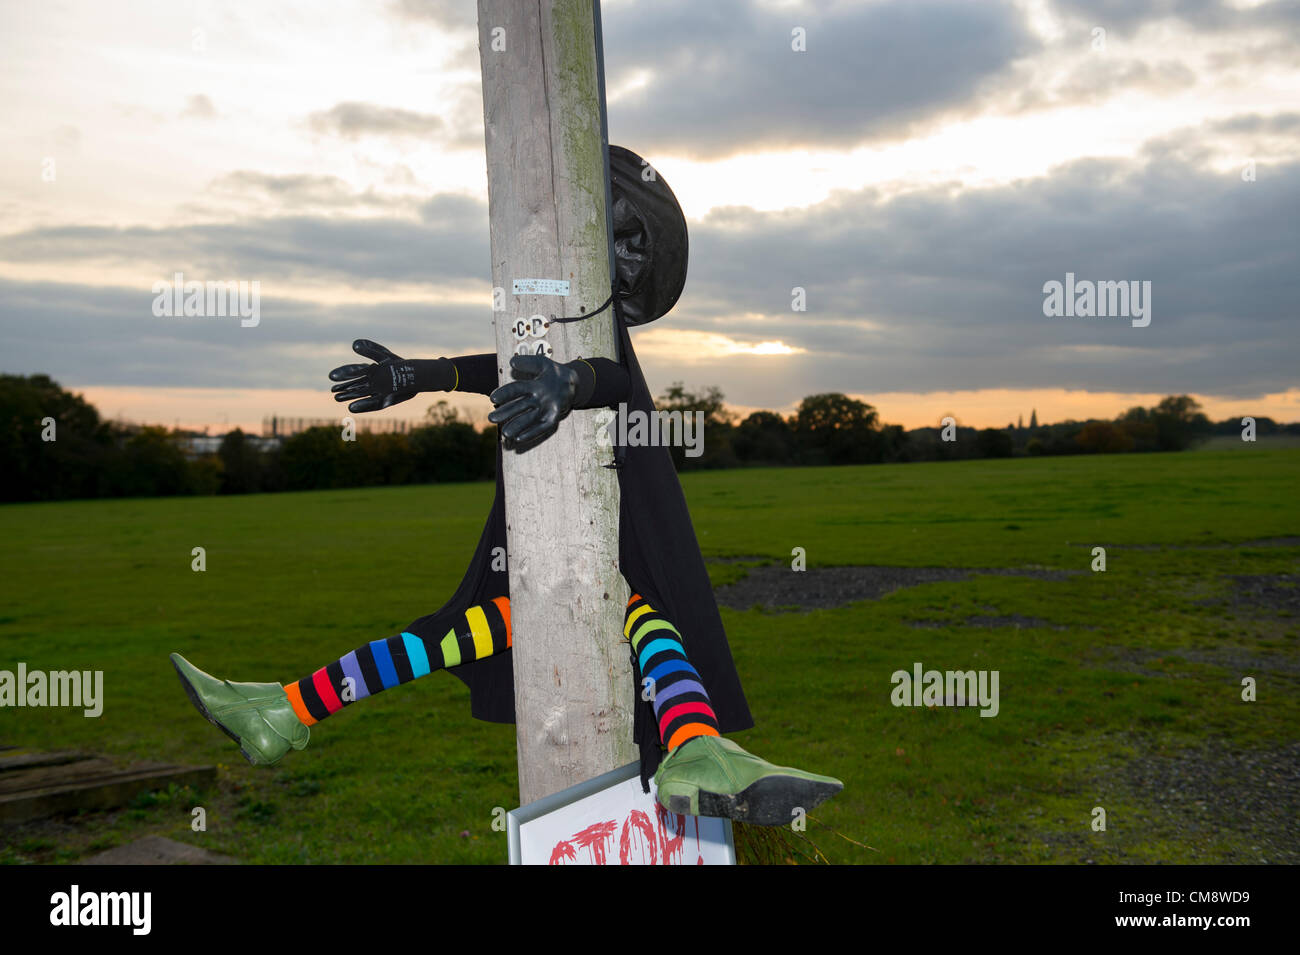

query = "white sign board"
(512, 278), (570, 296)
(508, 761), (736, 865)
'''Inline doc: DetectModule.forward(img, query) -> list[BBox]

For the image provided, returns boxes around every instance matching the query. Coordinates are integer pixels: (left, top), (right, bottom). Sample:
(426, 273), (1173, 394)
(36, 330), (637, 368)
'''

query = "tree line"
(2, 373), (1292, 502)
(658, 386), (1291, 470)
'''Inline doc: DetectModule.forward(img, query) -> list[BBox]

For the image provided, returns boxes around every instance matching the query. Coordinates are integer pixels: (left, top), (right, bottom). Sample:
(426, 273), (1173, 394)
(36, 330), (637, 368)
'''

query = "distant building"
(184, 435), (224, 455)
(182, 431), (280, 458)
(262, 415), (426, 438)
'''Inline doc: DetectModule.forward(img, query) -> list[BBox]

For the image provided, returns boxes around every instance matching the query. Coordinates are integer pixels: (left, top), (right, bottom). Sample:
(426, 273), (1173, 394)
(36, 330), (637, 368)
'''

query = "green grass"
(1195, 434), (1300, 451)
(1, 449), (1297, 864)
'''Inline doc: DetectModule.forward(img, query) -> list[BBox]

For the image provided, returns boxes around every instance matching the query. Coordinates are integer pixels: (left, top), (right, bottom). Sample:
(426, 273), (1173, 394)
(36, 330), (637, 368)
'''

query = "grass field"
(2, 449), (1297, 864)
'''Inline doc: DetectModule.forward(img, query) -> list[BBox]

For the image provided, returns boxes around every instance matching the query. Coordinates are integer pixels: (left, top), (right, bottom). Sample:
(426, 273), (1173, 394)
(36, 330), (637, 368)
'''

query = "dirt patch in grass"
(1101, 739), (1300, 863)
(713, 564), (1076, 612)
(1219, 574), (1300, 614)
(1186, 573), (1300, 615)
(1090, 645), (1300, 679)
(1029, 738), (1299, 863)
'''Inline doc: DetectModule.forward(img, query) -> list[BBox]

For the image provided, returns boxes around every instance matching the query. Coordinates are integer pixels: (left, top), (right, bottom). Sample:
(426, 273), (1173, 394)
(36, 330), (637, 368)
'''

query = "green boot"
(653, 735), (843, 826)
(169, 653), (309, 766)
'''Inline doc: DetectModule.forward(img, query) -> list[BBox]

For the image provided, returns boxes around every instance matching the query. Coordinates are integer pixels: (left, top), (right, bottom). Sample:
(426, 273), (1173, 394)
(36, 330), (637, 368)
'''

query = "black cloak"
(428, 146), (753, 787)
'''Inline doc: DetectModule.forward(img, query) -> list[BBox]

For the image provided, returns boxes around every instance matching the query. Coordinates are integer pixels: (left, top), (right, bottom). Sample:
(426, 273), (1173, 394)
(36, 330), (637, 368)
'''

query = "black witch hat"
(608, 145), (689, 327)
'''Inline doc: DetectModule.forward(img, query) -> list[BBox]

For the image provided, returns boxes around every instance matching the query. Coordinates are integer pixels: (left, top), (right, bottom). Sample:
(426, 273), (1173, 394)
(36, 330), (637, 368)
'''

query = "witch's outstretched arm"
(327, 340), (627, 417)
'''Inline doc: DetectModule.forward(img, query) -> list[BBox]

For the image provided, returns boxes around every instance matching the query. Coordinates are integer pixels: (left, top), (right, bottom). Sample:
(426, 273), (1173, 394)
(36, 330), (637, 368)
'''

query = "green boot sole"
(170, 653), (309, 766)
(654, 735), (843, 827)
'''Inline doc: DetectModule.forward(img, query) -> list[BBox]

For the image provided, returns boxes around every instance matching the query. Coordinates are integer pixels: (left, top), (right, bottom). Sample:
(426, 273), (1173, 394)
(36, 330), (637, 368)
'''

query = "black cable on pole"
(591, 0), (622, 367)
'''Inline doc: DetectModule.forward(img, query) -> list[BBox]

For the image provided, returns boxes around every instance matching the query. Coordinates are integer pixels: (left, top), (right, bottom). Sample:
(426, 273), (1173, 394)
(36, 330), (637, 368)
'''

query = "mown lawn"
(1, 449), (1296, 863)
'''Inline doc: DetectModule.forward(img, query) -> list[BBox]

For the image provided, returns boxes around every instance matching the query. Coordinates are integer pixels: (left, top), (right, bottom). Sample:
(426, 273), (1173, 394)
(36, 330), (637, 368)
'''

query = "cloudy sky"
(2, 0), (1297, 432)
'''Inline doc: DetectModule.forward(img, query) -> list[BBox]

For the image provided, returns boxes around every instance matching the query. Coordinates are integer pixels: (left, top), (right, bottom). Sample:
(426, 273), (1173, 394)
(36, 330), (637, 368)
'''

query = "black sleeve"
(443, 352), (628, 406)
(447, 354), (501, 396)
(408, 357), (456, 393)
(568, 357), (631, 410)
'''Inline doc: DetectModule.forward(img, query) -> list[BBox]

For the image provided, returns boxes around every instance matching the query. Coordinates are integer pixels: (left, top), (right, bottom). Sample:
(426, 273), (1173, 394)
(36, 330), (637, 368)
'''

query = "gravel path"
(713, 563), (1076, 612)
(1101, 740), (1300, 863)
(1221, 574), (1300, 614)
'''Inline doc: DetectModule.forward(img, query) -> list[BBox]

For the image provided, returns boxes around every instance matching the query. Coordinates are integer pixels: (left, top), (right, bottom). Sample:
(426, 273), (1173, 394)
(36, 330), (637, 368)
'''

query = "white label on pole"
(516, 340), (553, 358)
(513, 279), (570, 296)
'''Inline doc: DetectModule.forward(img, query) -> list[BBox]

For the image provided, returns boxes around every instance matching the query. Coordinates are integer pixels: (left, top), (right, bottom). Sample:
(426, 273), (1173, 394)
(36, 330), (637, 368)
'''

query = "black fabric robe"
(426, 326), (753, 788)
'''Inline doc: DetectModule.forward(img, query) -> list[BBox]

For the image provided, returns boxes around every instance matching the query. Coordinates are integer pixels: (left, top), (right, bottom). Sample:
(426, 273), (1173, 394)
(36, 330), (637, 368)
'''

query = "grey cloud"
(1207, 112), (1300, 136)
(211, 171), (366, 202)
(602, 0), (1037, 158)
(385, 0), (480, 71)
(1045, 57), (1198, 107)
(677, 150), (1298, 404)
(395, 0), (1038, 159)
(1001, 54), (1200, 119)
(0, 278), (493, 391)
(308, 102), (445, 140)
(1206, 38), (1300, 72)
(1051, 0), (1300, 34)
(182, 94), (217, 119)
(206, 171), (420, 215)
(3, 121), (1296, 406)
(1135, 114), (1300, 166)
(0, 209), (489, 288)
(388, 0), (477, 29)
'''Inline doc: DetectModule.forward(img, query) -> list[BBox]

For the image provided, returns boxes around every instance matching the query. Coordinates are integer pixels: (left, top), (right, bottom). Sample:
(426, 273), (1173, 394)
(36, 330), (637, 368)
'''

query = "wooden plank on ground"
(0, 750), (96, 773)
(0, 754), (215, 825)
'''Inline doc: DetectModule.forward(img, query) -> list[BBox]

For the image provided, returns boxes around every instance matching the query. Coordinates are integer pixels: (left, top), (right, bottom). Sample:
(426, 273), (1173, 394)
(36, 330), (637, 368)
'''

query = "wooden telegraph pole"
(476, 0), (634, 804)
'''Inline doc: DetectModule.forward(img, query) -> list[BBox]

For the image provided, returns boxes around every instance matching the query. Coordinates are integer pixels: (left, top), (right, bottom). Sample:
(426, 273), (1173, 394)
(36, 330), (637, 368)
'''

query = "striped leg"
(625, 592), (721, 751)
(285, 596), (511, 726)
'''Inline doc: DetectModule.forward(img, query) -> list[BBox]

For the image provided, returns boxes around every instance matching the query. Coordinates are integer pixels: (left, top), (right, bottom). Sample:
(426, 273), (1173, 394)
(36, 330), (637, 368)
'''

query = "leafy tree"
(426, 399), (462, 427)
(794, 393), (880, 464)
(1117, 406), (1158, 451)
(976, 428), (1015, 458)
(655, 382), (736, 470)
(1075, 421), (1134, 454)
(0, 373), (115, 501)
(657, 382), (735, 427)
(410, 421), (486, 483)
(218, 428), (264, 494)
(1151, 394), (1210, 451)
(108, 426), (193, 497)
(279, 426), (346, 490)
(733, 411), (796, 465)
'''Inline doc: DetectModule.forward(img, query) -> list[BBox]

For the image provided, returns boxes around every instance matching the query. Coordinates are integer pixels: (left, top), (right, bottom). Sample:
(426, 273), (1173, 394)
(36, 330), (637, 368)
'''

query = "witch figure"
(171, 146), (842, 827)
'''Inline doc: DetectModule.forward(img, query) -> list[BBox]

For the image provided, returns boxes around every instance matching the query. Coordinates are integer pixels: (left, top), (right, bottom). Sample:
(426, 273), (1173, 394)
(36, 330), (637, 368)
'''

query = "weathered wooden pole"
(476, 0), (633, 804)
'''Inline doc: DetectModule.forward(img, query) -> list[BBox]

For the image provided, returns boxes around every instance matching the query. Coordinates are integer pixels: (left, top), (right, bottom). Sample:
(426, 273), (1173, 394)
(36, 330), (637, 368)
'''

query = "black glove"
(488, 354), (580, 452)
(329, 339), (426, 413)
